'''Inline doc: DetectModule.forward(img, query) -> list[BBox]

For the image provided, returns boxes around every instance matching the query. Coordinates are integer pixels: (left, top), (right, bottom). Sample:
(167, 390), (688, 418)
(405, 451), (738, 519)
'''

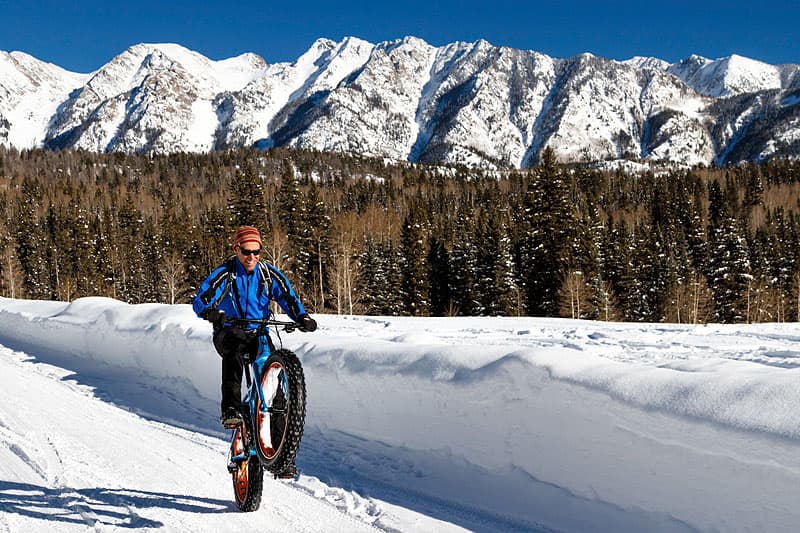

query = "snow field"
(0, 296), (798, 532)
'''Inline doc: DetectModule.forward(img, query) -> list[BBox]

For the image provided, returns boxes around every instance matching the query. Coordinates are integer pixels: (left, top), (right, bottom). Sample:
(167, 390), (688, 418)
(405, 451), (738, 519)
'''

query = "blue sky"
(2, 0), (798, 72)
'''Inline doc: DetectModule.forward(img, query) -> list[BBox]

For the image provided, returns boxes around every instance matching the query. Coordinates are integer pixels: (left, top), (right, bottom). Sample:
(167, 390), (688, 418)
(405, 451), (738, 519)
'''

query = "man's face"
(235, 242), (261, 273)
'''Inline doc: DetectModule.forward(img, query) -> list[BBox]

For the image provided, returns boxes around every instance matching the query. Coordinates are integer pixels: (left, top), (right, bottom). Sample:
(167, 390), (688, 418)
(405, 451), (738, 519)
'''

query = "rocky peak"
(1, 37), (798, 167)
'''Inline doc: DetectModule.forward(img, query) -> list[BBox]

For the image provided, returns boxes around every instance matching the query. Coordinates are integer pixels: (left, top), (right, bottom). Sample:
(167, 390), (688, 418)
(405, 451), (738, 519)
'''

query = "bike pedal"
(222, 418), (243, 429)
(227, 462), (239, 473)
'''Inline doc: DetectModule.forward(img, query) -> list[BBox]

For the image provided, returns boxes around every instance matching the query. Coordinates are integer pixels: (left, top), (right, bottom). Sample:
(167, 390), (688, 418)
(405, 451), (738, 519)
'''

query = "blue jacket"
(192, 256), (307, 326)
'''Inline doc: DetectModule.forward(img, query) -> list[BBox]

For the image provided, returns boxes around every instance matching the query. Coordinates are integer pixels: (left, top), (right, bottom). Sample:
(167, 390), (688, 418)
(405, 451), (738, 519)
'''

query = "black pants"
(213, 327), (258, 412)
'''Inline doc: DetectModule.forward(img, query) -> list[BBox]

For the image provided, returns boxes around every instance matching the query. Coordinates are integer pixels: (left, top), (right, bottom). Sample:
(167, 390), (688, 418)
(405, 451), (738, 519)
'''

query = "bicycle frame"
(228, 319), (297, 465)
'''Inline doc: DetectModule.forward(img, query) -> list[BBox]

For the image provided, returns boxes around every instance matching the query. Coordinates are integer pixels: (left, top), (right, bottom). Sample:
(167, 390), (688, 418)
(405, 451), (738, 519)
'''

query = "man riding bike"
(193, 225), (316, 477)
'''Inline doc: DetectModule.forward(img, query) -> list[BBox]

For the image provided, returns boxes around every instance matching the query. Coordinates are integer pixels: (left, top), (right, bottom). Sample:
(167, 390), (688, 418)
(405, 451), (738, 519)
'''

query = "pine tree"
(628, 223), (662, 321)
(228, 161), (267, 230)
(87, 213), (110, 296)
(520, 147), (575, 316)
(744, 164), (765, 208)
(140, 220), (163, 303)
(277, 162), (304, 235)
(602, 217), (629, 318)
(684, 179), (708, 273)
(357, 237), (381, 314)
(399, 202), (430, 316)
(156, 195), (193, 303)
(199, 206), (231, 274)
(563, 202), (606, 320)
(449, 212), (478, 316)
(276, 162), (307, 284)
(358, 236), (402, 315)
(426, 235), (451, 316)
(53, 192), (97, 300)
(113, 194), (147, 303)
(707, 180), (751, 322)
(302, 181), (332, 310)
(475, 209), (517, 315)
(14, 178), (51, 299)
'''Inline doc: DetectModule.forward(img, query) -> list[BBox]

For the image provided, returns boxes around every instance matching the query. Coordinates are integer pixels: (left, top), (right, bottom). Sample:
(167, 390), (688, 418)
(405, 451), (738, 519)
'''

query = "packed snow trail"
(0, 344), (485, 532)
(0, 346), (374, 532)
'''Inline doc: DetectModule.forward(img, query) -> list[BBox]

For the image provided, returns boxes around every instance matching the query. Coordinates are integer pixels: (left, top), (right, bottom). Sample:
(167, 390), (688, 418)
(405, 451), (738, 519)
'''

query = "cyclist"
(193, 225), (317, 436)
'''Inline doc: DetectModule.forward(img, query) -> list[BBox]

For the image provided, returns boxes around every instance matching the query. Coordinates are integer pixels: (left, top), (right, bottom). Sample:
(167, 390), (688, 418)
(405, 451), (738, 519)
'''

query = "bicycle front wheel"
(229, 423), (263, 511)
(255, 348), (306, 475)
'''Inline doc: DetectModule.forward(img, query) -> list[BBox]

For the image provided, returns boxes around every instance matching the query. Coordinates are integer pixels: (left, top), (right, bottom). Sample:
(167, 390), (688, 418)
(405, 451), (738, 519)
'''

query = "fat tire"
(256, 348), (306, 475)
(230, 424), (264, 512)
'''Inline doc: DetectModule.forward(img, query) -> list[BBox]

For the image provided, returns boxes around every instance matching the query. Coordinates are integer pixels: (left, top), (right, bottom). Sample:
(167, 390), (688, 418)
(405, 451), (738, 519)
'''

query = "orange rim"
(232, 426), (249, 502)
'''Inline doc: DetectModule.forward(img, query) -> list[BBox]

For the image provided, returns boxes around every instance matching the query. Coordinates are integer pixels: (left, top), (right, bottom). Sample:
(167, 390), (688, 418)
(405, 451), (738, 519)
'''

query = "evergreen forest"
(2, 146), (800, 324)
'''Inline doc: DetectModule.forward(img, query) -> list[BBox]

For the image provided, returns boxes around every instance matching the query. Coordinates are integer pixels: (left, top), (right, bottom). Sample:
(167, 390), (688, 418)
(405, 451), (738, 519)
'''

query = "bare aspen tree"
(331, 230), (359, 315)
(265, 229), (290, 316)
(688, 274), (713, 324)
(265, 229), (290, 272)
(4, 250), (15, 298)
(596, 281), (619, 322)
(796, 271), (800, 322)
(159, 252), (184, 305)
(57, 275), (76, 302)
(560, 270), (590, 319)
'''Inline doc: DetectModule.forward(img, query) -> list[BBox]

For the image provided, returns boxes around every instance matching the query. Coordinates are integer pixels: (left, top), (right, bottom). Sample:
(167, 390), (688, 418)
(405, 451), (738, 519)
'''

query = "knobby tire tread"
(237, 458), (264, 512)
(260, 348), (306, 476)
(232, 424), (264, 512)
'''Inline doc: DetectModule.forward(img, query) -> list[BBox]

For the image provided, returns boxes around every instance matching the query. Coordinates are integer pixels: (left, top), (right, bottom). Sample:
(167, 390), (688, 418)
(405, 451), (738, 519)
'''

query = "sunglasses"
(238, 247), (261, 256)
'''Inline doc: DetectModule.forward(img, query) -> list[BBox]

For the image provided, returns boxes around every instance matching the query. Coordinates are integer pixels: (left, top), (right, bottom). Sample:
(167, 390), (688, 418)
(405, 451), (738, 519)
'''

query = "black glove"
(297, 314), (317, 332)
(201, 308), (224, 324)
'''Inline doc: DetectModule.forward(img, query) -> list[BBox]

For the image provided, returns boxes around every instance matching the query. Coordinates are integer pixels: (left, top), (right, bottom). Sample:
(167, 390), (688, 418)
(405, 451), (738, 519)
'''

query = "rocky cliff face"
(1, 37), (799, 168)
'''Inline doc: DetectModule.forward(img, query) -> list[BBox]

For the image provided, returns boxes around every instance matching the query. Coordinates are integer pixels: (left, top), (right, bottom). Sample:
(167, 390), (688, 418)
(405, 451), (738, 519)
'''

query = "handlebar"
(227, 317), (301, 333)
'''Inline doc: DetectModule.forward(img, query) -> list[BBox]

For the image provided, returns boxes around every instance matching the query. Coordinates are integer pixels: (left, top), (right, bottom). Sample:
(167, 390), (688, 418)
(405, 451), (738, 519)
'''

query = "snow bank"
(0, 297), (798, 532)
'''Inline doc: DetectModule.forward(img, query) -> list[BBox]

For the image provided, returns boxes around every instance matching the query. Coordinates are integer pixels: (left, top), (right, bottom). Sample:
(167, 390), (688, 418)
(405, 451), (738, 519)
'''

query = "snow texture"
(0, 296), (798, 532)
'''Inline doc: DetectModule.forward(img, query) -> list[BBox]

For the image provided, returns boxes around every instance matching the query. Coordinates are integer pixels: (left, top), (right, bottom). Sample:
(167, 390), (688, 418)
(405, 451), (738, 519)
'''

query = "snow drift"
(0, 296), (798, 532)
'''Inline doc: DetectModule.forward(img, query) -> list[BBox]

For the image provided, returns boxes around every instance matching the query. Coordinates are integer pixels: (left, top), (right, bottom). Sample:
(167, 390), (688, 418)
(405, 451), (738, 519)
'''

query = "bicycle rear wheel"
(255, 348), (306, 475)
(229, 423), (263, 511)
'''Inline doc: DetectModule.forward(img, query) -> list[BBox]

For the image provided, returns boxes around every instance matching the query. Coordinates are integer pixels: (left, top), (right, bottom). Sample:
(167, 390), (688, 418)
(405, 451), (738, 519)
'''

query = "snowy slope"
(0, 297), (799, 532)
(668, 54), (783, 98)
(0, 51), (89, 148)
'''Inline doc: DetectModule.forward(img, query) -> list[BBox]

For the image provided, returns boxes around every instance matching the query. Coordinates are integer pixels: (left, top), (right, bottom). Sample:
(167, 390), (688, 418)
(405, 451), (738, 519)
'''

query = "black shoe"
(220, 407), (242, 429)
(274, 462), (298, 480)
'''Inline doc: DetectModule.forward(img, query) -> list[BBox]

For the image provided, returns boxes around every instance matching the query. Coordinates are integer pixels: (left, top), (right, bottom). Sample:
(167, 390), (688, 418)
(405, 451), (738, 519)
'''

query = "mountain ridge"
(1, 37), (799, 168)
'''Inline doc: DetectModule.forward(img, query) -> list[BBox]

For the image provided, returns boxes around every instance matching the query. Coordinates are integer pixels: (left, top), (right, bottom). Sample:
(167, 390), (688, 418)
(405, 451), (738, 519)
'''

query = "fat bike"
(225, 318), (306, 512)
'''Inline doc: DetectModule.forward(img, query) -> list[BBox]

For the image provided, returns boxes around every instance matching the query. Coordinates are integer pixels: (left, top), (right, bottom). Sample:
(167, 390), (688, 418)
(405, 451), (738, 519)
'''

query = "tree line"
(1, 145), (799, 323)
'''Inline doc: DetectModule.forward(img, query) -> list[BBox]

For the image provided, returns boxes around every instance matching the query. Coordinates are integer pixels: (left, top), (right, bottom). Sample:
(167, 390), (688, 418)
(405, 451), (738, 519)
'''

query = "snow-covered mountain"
(2, 37), (799, 167)
(0, 51), (88, 148)
(667, 54), (785, 98)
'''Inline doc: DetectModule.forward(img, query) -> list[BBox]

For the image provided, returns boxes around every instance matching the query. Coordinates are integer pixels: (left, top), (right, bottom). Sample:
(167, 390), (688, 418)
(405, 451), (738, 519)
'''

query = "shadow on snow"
(0, 480), (235, 529)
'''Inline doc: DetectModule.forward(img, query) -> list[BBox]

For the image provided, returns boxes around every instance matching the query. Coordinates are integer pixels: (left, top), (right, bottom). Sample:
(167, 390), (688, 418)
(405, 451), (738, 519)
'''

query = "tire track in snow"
(0, 345), (395, 532)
